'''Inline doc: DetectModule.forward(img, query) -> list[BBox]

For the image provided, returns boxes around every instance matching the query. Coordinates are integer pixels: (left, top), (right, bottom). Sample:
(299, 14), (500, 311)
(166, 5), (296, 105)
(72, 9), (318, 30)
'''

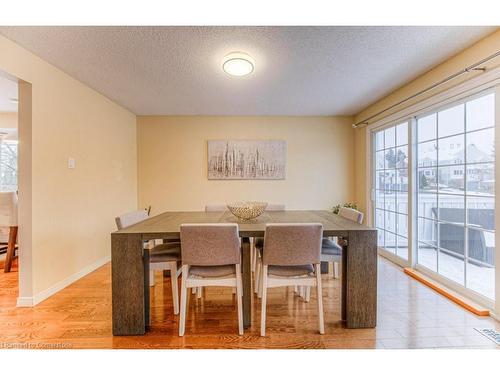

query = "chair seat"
(268, 264), (314, 277)
(321, 238), (342, 256)
(150, 243), (181, 262)
(189, 265), (236, 278)
(150, 252), (181, 263)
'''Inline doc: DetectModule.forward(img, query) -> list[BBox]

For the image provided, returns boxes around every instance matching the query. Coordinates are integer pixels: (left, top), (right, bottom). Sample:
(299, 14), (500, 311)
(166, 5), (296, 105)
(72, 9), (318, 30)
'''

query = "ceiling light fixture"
(222, 52), (255, 77)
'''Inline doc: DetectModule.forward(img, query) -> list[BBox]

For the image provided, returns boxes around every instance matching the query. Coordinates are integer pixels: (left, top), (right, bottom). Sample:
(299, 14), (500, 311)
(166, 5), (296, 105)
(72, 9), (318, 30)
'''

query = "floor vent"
(474, 328), (500, 345)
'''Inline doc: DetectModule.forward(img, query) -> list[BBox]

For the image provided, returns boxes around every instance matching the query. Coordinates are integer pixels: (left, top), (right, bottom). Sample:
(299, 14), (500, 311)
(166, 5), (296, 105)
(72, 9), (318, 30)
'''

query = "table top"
(113, 210), (375, 238)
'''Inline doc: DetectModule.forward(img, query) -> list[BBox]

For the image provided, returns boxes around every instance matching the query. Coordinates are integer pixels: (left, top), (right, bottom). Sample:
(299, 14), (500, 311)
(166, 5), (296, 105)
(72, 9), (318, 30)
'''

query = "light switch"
(68, 157), (76, 169)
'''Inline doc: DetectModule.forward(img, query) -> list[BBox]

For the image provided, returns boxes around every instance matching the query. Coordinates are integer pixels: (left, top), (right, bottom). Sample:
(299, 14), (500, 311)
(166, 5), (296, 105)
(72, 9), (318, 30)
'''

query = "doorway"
(0, 71), (20, 307)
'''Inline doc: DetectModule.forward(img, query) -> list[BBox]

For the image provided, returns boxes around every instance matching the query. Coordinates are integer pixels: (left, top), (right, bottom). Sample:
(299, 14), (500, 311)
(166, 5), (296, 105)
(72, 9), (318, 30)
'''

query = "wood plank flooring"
(0, 257), (499, 349)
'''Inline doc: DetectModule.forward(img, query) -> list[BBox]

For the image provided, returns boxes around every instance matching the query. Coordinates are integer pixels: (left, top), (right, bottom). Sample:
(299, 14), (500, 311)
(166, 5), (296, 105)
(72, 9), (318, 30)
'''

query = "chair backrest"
(180, 223), (240, 266)
(0, 192), (18, 227)
(263, 223), (323, 266)
(205, 204), (227, 212)
(338, 207), (364, 224)
(115, 209), (148, 230)
(266, 203), (285, 211)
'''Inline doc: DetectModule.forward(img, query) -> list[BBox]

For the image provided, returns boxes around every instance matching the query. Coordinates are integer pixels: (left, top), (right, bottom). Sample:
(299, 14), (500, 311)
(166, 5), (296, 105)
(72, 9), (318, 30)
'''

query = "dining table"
(111, 210), (378, 335)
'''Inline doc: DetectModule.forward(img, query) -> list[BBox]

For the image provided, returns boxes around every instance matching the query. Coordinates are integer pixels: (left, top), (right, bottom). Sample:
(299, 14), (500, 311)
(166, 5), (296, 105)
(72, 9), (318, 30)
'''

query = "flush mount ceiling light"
(222, 52), (255, 77)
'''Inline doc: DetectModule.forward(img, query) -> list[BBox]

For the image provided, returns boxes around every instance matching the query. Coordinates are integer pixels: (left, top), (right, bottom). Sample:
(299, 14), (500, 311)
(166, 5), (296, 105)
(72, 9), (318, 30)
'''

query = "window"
(374, 121), (409, 260)
(0, 140), (18, 191)
(416, 92), (495, 300)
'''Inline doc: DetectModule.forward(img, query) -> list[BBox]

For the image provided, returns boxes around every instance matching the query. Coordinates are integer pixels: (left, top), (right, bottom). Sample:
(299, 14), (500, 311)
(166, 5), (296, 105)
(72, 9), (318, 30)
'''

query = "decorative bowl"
(227, 201), (268, 221)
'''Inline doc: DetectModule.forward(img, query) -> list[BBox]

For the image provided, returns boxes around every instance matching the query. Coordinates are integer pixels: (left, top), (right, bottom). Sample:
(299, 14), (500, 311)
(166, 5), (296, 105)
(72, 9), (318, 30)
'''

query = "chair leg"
(250, 239), (253, 267)
(251, 241), (256, 272)
(305, 286), (311, 302)
(260, 265), (268, 337)
(315, 264), (325, 334)
(171, 262), (179, 315)
(333, 262), (339, 279)
(298, 286), (305, 298)
(236, 264), (244, 335)
(192, 287), (196, 295)
(179, 266), (189, 336)
(149, 269), (155, 287)
(258, 264), (263, 298)
(196, 287), (202, 299)
(254, 257), (260, 294)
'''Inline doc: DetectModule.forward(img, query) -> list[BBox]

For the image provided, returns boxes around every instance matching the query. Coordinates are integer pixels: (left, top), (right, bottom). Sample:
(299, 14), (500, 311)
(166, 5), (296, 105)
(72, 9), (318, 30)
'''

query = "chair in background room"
(178, 223), (243, 336)
(0, 192), (18, 273)
(205, 204), (227, 212)
(259, 223), (324, 336)
(115, 209), (182, 314)
(338, 206), (364, 224)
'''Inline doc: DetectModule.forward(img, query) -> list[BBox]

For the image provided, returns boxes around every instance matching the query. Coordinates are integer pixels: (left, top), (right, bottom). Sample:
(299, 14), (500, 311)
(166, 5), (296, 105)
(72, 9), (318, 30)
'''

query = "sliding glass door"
(416, 91), (495, 301)
(372, 89), (495, 302)
(374, 121), (410, 262)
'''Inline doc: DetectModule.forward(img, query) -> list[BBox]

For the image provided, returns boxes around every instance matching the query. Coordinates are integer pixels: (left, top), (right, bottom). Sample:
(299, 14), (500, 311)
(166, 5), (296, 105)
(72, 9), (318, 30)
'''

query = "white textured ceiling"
(0, 26), (496, 116)
(0, 75), (18, 112)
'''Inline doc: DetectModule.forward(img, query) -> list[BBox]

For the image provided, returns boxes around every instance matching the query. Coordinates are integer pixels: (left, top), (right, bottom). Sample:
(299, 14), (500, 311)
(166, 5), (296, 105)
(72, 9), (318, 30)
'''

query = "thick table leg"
(341, 241), (347, 321)
(241, 237), (251, 328)
(144, 248), (150, 327)
(112, 233), (147, 335)
(345, 230), (377, 328)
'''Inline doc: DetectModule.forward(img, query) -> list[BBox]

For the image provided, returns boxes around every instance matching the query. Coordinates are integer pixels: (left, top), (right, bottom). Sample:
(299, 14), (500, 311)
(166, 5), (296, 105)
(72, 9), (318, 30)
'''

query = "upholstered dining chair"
(259, 223), (325, 336)
(198, 204), (230, 298)
(320, 206), (364, 279)
(115, 209), (182, 314)
(252, 203), (285, 293)
(178, 223), (243, 336)
(0, 192), (18, 273)
(338, 206), (364, 224)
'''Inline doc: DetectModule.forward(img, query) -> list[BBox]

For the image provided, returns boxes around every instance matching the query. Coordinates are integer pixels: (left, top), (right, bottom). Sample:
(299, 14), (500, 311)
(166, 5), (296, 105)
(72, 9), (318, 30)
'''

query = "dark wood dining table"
(111, 210), (378, 335)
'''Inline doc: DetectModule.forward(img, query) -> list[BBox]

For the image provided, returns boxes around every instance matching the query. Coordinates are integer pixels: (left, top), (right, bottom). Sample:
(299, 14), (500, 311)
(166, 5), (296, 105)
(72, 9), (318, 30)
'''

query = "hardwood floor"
(0, 256), (499, 349)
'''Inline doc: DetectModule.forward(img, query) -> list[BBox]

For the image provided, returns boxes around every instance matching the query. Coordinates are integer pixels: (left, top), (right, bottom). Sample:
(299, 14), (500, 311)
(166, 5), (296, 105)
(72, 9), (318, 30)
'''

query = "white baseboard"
(490, 311), (500, 322)
(16, 255), (110, 307)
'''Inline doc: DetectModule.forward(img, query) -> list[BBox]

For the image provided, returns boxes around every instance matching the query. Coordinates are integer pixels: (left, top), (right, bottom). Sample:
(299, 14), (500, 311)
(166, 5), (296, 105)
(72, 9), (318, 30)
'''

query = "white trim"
(365, 130), (373, 226)
(378, 248), (410, 268)
(16, 255), (110, 307)
(489, 311), (500, 322)
(408, 117), (417, 267)
(495, 85), (500, 316)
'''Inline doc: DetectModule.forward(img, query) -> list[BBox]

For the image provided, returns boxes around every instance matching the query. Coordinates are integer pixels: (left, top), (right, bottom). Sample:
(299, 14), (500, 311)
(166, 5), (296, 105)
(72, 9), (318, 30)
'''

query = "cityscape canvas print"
(208, 140), (286, 180)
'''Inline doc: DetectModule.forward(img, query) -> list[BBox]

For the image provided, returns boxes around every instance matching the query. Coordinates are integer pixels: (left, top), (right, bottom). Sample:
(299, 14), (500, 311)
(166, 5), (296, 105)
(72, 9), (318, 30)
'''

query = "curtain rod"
(352, 50), (500, 129)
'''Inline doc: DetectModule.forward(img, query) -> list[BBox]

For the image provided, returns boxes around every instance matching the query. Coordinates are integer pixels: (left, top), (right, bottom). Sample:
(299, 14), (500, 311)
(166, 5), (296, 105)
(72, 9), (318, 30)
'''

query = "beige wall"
(0, 35), (137, 299)
(353, 29), (500, 212)
(137, 116), (355, 214)
(0, 112), (17, 128)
